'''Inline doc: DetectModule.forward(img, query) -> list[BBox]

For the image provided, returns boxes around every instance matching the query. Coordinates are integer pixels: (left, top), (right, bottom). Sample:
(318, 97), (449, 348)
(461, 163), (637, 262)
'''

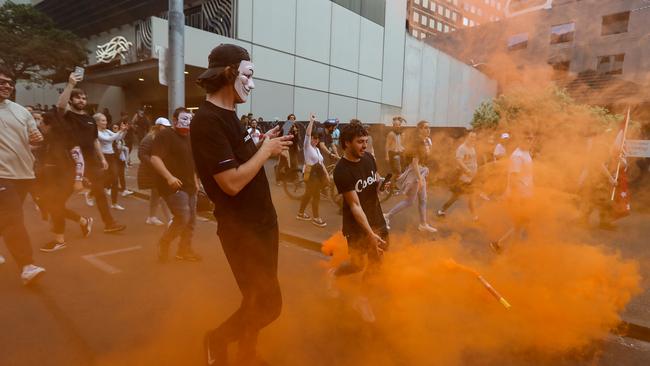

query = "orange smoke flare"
(444, 258), (511, 309)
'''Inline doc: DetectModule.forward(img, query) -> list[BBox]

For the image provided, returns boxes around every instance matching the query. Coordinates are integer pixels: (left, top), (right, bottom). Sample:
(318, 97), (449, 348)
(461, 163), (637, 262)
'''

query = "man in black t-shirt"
(331, 123), (389, 323)
(190, 44), (293, 366)
(56, 72), (125, 233)
(150, 107), (201, 262)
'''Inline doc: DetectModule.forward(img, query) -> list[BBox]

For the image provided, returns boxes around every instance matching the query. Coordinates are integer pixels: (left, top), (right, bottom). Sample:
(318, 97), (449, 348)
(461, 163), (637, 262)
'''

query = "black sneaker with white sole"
(103, 222), (126, 233)
(40, 241), (66, 253)
(204, 330), (227, 366)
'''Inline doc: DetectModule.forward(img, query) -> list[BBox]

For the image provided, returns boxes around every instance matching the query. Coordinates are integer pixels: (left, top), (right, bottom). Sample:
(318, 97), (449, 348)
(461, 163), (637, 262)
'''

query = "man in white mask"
(191, 44), (293, 365)
(150, 107), (201, 262)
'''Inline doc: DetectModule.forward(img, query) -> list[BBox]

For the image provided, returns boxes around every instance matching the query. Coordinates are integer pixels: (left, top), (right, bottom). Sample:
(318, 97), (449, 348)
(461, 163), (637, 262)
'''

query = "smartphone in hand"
(74, 66), (85, 81)
(379, 173), (392, 191)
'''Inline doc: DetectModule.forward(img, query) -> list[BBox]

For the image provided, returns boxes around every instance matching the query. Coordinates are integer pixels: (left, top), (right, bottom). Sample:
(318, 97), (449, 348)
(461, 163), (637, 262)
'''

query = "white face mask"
(235, 61), (255, 102)
(175, 112), (193, 135)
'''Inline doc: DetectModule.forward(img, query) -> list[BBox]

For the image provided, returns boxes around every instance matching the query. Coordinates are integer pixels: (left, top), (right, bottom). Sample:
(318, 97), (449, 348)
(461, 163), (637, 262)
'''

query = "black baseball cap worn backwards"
(197, 43), (251, 80)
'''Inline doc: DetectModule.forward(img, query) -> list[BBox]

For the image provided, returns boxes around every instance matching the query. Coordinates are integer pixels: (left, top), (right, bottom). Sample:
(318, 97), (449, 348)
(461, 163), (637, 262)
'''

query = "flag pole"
(611, 106), (631, 201)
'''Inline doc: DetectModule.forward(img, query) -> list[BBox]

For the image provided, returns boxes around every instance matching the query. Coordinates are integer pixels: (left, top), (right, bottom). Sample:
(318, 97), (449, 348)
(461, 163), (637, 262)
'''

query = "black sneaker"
(175, 250), (202, 262)
(103, 222), (126, 233)
(80, 217), (94, 237)
(40, 241), (66, 253)
(204, 330), (227, 366)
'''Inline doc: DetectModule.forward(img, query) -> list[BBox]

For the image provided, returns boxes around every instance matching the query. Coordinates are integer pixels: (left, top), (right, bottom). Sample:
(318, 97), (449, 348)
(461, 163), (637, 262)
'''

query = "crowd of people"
(0, 41), (630, 365)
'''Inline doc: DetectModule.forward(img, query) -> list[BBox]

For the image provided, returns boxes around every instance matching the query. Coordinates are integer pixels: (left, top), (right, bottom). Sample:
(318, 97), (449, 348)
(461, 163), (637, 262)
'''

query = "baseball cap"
(324, 118), (339, 126)
(197, 44), (251, 80)
(155, 117), (171, 127)
(500, 132), (510, 139)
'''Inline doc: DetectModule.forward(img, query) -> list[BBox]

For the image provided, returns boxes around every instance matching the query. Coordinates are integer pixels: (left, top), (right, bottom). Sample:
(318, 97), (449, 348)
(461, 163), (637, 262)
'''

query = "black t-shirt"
(151, 128), (197, 197)
(405, 137), (431, 166)
(35, 112), (77, 178)
(333, 152), (386, 238)
(64, 111), (98, 165)
(190, 100), (277, 228)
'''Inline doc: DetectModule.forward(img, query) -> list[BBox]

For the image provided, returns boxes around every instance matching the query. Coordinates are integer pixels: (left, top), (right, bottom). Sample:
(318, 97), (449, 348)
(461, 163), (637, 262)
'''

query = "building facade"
(431, 0), (650, 87)
(407, 0), (505, 41)
(16, 0), (496, 127)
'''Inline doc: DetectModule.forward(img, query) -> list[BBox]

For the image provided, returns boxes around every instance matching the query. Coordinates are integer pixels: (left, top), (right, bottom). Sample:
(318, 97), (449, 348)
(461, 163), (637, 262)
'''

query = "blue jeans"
(160, 191), (196, 252)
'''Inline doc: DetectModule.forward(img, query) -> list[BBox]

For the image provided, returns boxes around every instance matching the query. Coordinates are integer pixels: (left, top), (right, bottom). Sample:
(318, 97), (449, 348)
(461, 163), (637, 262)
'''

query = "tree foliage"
(0, 1), (87, 83)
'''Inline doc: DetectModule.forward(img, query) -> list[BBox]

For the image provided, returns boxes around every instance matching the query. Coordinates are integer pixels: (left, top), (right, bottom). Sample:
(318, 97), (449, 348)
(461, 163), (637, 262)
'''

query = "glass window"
(438, 5), (444, 15)
(597, 54), (625, 74)
(413, 12), (419, 22)
(412, 29), (418, 37)
(415, 0), (420, 4)
(477, 8), (483, 16)
(470, 5), (476, 13)
(463, 17), (469, 26)
(452, 12), (457, 21)
(601, 11), (630, 36)
(469, 19), (475, 26)
(444, 24), (449, 32)
(421, 15), (428, 25)
(423, 0), (429, 8)
(431, 2), (436, 11)
(550, 22), (575, 44)
(429, 18), (435, 28)
(421, 33), (426, 39)
(333, 0), (386, 26)
(549, 60), (571, 79)
(445, 8), (451, 18)
(507, 33), (528, 51)
(437, 21), (443, 31)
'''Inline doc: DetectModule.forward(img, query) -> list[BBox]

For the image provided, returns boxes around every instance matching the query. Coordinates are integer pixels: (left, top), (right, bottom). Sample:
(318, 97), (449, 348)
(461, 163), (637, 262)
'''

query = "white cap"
(155, 117), (171, 127)
(500, 133), (510, 140)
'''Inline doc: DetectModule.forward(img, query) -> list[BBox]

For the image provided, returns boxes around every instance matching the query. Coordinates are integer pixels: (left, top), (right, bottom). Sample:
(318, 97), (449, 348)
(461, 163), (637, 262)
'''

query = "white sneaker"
(436, 210), (446, 217)
(111, 204), (125, 210)
(84, 192), (95, 207)
(104, 188), (111, 196)
(0, 254), (5, 264)
(21, 264), (45, 285)
(352, 296), (376, 323)
(146, 216), (165, 226)
(326, 268), (340, 298)
(383, 213), (391, 230)
(418, 223), (438, 233)
(121, 190), (134, 197)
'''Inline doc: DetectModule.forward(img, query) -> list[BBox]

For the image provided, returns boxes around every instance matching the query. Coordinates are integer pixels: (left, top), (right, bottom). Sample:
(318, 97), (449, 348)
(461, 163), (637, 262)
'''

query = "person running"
(490, 132), (535, 253)
(330, 122), (389, 323)
(57, 72), (126, 233)
(138, 117), (171, 226)
(37, 110), (93, 252)
(0, 66), (46, 284)
(296, 113), (329, 228)
(383, 120), (438, 233)
(150, 108), (201, 262)
(190, 44), (292, 366)
(438, 131), (478, 220)
(96, 112), (128, 210)
(385, 116), (406, 189)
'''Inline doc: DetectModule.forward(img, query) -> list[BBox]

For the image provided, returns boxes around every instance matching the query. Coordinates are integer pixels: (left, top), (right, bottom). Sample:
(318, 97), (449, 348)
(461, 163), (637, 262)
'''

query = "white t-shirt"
(0, 99), (37, 179)
(98, 129), (126, 154)
(493, 143), (506, 159)
(456, 142), (477, 183)
(247, 127), (262, 145)
(509, 147), (534, 198)
(303, 133), (324, 167)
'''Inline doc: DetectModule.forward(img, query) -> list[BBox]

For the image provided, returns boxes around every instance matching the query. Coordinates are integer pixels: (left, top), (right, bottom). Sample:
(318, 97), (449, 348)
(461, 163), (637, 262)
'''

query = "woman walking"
(296, 113), (329, 228)
(95, 113), (128, 210)
(383, 120), (437, 233)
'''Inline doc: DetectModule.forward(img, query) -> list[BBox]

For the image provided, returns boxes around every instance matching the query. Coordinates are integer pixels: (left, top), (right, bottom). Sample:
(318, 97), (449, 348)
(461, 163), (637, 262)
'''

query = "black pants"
(213, 221), (282, 352)
(40, 171), (81, 234)
(335, 228), (389, 280)
(104, 154), (120, 204)
(87, 163), (116, 226)
(0, 179), (34, 267)
(299, 175), (322, 218)
(116, 158), (126, 191)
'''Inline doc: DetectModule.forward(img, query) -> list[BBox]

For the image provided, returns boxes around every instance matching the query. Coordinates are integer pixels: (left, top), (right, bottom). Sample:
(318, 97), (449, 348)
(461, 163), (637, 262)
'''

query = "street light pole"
(168, 0), (184, 118)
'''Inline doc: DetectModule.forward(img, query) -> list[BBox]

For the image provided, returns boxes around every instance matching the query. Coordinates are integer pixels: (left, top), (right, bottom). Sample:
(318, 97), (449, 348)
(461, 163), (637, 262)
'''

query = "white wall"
(401, 35), (497, 127)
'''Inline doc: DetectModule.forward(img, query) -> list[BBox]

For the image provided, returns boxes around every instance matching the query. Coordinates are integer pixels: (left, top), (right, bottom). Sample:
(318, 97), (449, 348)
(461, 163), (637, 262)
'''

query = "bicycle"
(283, 163), (341, 206)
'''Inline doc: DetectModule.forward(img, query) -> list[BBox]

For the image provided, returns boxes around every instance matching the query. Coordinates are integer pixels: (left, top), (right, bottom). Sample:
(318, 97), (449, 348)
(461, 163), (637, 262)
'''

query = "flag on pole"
(610, 107), (631, 219)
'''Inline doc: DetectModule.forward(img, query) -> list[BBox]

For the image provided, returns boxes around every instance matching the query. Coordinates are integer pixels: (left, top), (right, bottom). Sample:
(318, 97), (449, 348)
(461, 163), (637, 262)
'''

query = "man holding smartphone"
(0, 66), (46, 284)
(57, 70), (126, 233)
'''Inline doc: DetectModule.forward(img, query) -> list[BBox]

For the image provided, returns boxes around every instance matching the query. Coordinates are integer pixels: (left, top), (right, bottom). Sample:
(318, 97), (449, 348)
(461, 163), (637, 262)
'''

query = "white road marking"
(82, 246), (142, 274)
